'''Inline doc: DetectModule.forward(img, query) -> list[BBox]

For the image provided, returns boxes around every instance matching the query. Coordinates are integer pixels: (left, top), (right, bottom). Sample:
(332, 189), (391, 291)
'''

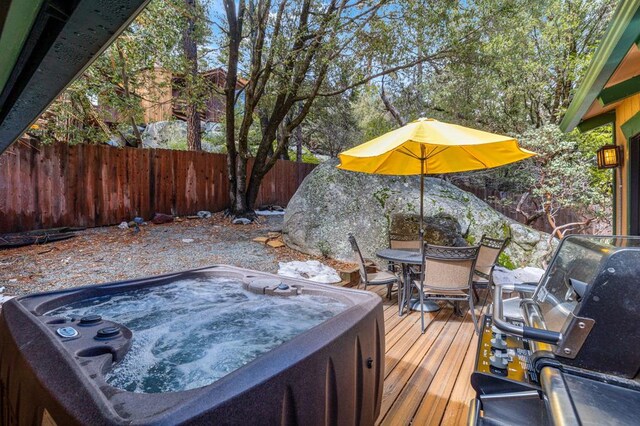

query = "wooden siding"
(139, 68), (174, 124)
(0, 142), (316, 233)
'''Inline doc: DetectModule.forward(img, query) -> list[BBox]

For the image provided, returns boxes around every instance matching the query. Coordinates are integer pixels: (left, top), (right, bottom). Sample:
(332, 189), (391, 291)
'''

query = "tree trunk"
(223, 0), (246, 216)
(294, 103), (303, 162)
(183, 0), (201, 151)
(296, 125), (303, 162)
(380, 81), (405, 126)
(116, 44), (141, 147)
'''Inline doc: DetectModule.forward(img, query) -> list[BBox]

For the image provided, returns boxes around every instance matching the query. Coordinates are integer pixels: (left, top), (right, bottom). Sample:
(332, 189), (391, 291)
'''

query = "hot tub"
(0, 265), (384, 425)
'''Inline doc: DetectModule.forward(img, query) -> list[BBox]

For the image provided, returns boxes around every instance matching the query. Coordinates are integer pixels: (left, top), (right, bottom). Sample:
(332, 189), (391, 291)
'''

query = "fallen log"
(0, 229), (79, 249)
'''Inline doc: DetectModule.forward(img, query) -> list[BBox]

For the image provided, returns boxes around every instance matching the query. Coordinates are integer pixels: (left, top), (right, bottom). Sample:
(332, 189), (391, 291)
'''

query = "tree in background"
(180, 0), (212, 151)
(358, 0), (616, 234)
(33, 0), (210, 150)
(30, 0), (617, 231)
(495, 126), (612, 237)
(220, 0), (508, 218)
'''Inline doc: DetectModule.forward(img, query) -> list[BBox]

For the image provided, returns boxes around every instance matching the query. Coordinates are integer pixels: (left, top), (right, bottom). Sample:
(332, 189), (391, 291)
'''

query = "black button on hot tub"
(79, 314), (102, 325)
(96, 326), (120, 339)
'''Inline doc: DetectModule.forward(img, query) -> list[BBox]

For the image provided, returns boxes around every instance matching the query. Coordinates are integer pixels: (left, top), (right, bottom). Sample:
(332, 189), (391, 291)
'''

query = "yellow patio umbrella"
(337, 118), (535, 237)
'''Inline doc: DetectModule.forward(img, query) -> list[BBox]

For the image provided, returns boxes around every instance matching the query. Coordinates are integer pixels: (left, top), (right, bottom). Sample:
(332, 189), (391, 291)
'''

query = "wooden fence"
(0, 142), (316, 233)
(455, 183), (600, 235)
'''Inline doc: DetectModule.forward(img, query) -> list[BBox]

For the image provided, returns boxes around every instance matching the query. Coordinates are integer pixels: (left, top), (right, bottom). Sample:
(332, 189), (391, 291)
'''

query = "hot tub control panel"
(56, 327), (79, 339)
(43, 315), (132, 362)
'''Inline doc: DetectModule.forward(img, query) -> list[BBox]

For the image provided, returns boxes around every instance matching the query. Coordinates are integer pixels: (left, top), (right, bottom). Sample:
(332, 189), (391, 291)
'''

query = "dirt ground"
(0, 213), (352, 296)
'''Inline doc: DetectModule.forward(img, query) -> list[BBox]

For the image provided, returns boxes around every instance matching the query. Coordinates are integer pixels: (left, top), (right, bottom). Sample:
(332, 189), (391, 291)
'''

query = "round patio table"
(375, 248), (441, 315)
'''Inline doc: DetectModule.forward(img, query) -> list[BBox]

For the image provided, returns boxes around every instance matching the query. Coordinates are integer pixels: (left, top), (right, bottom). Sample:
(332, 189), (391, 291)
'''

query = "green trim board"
(577, 111), (616, 132)
(598, 75), (640, 106)
(627, 134), (631, 234)
(560, 0), (640, 132)
(612, 127), (618, 234)
(613, 165), (618, 234)
(621, 111), (640, 139)
(0, 0), (44, 95)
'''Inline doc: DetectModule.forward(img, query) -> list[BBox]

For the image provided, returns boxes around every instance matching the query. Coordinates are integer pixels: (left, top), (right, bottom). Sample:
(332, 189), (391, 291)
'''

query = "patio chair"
(348, 234), (398, 299)
(414, 244), (480, 334)
(389, 239), (421, 250)
(388, 238), (422, 273)
(472, 235), (510, 302)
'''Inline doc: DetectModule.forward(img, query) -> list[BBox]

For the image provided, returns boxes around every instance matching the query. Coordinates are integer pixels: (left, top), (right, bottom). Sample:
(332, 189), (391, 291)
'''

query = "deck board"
(373, 287), (488, 425)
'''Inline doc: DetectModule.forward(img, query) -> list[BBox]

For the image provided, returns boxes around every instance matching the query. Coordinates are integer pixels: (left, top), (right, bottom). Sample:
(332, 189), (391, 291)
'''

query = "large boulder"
(283, 160), (556, 268)
(141, 121), (225, 153)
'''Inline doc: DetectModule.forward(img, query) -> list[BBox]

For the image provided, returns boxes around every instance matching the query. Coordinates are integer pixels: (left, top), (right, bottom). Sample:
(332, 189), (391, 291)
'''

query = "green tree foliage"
(362, 0), (616, 234)
(33, 0), (210, 148)
(31, 0), (617, 230)
(502, 126), (612, 236)
(221, 0), (517, 216)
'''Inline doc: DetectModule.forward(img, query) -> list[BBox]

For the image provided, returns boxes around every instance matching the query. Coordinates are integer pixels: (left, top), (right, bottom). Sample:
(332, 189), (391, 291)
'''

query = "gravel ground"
(0, 213), (351, 296)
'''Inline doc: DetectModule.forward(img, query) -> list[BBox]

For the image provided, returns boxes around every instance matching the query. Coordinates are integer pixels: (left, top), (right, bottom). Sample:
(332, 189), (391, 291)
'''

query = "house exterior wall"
(139, 68), (173, 123)
(614, 93), (640, 233)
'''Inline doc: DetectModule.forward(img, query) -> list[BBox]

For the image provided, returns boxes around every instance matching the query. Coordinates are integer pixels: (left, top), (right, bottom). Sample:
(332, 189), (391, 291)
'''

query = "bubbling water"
(46, 277), (347, 393)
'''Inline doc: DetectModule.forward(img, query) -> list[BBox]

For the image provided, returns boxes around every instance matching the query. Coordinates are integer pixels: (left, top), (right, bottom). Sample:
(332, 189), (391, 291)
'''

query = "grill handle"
(493, 282), (562, 345)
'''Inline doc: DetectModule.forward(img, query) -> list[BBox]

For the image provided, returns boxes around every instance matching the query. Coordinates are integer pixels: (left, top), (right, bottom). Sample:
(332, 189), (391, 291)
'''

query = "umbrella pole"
(410, 150), (440, 314)
(420, 169), (424, 242)
(420, 147), (425, 243)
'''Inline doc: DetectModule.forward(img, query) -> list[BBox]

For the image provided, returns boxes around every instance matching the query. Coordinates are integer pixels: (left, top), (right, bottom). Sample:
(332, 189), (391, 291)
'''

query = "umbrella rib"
(424, 146), (450, 159)
(459, 146), (488, 168)
(398, 146), (423, 160)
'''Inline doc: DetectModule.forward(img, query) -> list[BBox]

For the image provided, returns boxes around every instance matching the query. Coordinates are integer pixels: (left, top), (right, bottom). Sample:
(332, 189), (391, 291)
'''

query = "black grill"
(470, 235), (640, 425)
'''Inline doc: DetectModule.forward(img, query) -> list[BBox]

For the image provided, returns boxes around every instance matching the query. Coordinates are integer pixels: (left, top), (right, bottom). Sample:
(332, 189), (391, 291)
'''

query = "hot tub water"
(46, 277), (347, 393)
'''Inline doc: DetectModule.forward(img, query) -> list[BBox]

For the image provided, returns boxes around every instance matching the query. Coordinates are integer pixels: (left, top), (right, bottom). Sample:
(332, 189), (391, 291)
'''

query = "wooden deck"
(369, 286), (488, 426)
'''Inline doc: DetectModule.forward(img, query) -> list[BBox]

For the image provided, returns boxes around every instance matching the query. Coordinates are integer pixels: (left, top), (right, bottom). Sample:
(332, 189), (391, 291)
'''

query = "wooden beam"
(598, 75), (640, 106)
(577, 111), (616, 133)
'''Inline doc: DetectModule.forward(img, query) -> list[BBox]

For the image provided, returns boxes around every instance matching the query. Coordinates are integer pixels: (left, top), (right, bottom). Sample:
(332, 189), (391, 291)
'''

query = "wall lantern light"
(596, 145), (622, 169)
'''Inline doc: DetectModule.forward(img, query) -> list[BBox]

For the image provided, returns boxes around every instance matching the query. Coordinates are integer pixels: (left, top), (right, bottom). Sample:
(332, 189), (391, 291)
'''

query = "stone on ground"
(232, 218), (252, 225)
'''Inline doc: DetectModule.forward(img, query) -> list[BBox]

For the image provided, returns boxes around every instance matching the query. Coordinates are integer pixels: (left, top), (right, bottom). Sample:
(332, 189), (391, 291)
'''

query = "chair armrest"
(363, 258), (378, 273)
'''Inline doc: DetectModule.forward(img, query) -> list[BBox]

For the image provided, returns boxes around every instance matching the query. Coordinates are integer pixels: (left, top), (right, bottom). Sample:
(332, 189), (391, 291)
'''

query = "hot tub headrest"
(244, 278), (301, 296)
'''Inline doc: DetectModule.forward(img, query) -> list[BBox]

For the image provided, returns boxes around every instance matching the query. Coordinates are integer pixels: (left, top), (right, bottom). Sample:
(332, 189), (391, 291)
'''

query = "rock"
(118, 222), (129, 229)
(141, 120), (224, 153)
(255, 209), (285, 216)
(182, 238), (194, 243)
(197, 210), (212, 219)
(282, 160), (555, 268)
(510, 223), (541, 247)
(151, 213), (174, 224)
(389, 212), (467, 246)
(268, 224), (283, 233)
(232, 218), (252, 225)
